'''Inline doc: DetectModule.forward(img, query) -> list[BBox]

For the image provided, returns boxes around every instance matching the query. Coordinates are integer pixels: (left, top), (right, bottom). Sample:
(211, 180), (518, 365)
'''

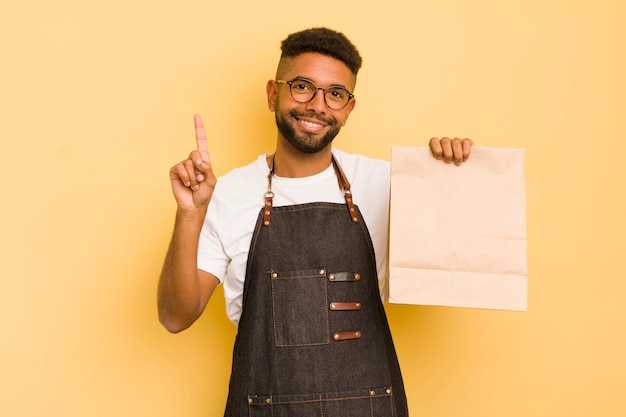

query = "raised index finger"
(194, 114), (210, 162)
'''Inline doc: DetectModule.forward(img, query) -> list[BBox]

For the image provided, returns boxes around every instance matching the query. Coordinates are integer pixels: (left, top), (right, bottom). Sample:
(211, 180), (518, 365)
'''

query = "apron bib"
(224, 156), (408, 417)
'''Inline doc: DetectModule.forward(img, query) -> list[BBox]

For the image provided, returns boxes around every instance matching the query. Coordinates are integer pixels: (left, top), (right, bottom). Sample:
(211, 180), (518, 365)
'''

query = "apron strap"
(331, 154), (359, 224)
(263, 153), (360, 226)
(263, 157), (275, 227)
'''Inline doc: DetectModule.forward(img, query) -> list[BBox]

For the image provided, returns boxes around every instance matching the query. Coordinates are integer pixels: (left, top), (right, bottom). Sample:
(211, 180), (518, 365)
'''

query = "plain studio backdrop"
(1, 1), (624, 416)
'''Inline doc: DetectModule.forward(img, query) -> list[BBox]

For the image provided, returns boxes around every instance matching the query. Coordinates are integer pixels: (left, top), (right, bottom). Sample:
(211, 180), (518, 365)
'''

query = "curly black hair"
(280, 27), (362, 75)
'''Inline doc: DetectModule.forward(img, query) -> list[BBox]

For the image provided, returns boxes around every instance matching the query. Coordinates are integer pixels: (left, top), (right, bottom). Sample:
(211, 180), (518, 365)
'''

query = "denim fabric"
(224, 202), (408, 417)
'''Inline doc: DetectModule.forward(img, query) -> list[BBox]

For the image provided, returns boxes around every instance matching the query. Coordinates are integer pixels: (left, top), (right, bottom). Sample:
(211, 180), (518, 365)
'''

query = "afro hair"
(280, 27), (362, 75)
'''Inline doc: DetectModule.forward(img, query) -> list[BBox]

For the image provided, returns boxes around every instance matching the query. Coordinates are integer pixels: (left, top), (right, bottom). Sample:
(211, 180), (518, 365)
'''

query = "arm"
(158, 115), (219, 333)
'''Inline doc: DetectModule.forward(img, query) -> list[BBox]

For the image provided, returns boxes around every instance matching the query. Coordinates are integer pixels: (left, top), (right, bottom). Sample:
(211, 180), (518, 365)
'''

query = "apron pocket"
(270, 267), (329, 346)
(248, 387), (395, 417)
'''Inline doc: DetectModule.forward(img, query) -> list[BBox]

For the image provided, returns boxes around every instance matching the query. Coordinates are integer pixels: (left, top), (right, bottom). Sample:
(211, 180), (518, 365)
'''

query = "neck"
(269, 142), (333, 178)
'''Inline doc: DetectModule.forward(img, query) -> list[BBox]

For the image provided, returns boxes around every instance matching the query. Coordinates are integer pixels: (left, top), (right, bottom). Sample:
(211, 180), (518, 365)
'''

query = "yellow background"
(1, 1), (625, 416)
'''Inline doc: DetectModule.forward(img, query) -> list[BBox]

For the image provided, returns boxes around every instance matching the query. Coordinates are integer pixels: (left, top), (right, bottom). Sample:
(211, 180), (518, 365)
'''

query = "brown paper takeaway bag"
(389, 146), (527, 311)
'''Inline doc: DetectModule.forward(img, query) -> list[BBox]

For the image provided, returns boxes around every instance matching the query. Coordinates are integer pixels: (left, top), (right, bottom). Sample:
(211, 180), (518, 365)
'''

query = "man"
(158, 27), (472, 416)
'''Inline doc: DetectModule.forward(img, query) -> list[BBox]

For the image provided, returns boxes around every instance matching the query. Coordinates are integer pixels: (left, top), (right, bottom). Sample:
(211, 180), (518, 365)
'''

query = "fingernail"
(191, 184), (200, 191)
(197, 174), (205, 182)
(185, 181), (191, 187)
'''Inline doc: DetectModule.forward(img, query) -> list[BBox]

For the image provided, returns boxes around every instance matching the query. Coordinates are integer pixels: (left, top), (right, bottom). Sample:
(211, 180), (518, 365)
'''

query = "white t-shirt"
(198, 149), (390, 325)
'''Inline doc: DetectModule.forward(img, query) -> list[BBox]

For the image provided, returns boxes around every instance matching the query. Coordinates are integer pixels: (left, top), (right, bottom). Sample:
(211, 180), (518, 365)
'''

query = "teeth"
(301, 120), (322, 128)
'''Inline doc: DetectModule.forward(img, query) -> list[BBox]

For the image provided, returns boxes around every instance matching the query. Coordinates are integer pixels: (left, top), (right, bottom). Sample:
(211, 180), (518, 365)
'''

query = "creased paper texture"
(389, 146), (527, 311)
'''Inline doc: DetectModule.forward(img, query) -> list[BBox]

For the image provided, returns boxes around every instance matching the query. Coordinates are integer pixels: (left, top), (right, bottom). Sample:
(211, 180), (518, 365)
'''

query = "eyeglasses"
(275, 78), (354, 110)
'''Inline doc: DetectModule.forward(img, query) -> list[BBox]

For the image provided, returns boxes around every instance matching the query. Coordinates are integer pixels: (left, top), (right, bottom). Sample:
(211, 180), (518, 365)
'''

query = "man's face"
(268, 53), (357, 154)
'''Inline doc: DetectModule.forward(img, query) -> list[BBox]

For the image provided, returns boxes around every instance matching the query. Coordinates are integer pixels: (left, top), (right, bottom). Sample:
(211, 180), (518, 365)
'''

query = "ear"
(266, 80), (278, 112)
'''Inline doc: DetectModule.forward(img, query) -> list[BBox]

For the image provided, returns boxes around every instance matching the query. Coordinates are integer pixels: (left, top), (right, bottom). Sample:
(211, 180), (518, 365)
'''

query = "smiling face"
(267, 52), (357, 154)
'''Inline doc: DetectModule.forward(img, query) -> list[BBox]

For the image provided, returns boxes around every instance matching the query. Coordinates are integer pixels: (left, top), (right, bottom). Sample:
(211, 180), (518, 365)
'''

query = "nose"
(305, 88), (327, 113)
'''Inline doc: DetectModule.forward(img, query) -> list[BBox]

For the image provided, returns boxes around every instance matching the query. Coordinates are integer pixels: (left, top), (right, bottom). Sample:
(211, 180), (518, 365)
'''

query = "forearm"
(158, 208), (208, 332)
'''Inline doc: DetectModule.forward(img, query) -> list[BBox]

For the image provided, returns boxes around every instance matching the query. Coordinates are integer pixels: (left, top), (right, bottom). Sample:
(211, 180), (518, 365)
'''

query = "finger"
(182, 159), (199, 187)
(440, 137), (453, 163)
(462, 138), (473, 162)
(429, 137), (443, 159)
(451, 138), (463, 166)
(170, 162), (192, 187)
(194, 114), (210, 162)
(189, 150), (209, 180)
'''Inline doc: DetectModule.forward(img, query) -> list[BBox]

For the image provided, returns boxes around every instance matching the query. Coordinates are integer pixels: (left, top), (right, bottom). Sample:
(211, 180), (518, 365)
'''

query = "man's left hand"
(429, 137), (473, 166)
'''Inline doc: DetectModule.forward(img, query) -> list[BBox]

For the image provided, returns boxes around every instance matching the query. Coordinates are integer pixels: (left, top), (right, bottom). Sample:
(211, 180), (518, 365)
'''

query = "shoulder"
(332, 149), (390, 184)
(207, 155), (269, 223)
(333, 149), (389, 170)
(217, 154), (268, 184)
(212, 155), (268, 199)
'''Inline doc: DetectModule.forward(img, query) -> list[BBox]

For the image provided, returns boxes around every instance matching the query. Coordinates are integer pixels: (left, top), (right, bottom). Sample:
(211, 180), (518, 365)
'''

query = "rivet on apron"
(370, 390), (376, 396)
(386, 388), (392, 394)
(354, 273), (361, 281)
(319, 269), (326, 275)
(248, 397), (253, 404)
(329, 273), (335, 281)
(265, 398), (272, 404)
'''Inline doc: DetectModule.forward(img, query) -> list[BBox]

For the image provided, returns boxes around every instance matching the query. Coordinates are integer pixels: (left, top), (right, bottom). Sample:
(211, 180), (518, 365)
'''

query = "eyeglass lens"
(289, 79), (351, 110)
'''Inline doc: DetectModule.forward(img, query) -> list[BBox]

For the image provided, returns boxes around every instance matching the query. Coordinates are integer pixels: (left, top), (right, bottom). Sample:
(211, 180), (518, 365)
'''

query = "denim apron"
(224, 155), (408, 417)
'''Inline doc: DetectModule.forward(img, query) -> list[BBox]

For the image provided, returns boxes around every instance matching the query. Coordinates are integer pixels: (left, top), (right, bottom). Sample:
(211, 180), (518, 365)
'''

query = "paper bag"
(389, 146), (527, 311)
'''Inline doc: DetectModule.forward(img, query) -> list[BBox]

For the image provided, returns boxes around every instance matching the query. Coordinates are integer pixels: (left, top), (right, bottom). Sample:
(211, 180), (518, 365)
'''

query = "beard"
(275, 109), (342, 154)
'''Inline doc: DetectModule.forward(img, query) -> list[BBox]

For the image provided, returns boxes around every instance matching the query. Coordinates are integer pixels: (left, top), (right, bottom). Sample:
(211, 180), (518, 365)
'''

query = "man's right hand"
(169, 114), (217, 211)
(159, 114), (220, 333)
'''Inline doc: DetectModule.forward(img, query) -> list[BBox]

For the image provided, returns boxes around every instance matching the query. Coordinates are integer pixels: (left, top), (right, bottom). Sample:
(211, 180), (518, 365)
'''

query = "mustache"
(288, 110), (337, 126)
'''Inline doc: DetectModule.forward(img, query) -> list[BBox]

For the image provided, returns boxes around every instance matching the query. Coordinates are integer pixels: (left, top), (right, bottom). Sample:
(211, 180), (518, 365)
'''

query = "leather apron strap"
(263, 153), (359, 227)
